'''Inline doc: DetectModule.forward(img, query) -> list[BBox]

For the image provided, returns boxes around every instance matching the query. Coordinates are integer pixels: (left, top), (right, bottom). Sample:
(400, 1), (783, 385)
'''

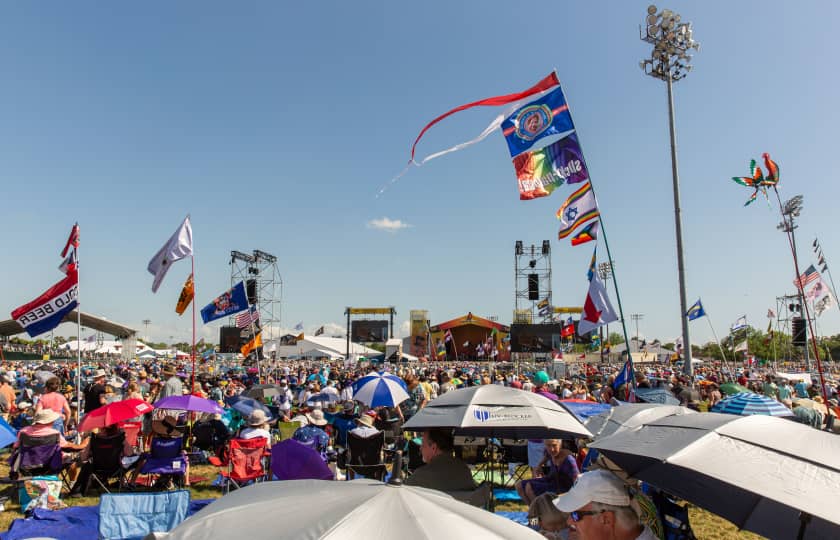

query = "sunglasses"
(570, 510), (606, 522)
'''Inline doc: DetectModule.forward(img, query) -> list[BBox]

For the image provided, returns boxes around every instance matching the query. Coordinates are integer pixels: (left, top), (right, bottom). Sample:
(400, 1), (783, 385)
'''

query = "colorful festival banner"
(200, 281), (248, 324)
(513, 133), (589, 200)
(557, 182), (599, 239)
(570, 220), (599, 246)
(12, 269), (79, 338)
(501, 86), (575, 157)
(175, 273), (194, 316)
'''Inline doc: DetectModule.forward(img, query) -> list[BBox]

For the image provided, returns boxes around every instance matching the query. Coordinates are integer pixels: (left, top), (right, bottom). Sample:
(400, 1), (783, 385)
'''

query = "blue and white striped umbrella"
(711, 392), (794, 417)
(352, 371), (409, 408)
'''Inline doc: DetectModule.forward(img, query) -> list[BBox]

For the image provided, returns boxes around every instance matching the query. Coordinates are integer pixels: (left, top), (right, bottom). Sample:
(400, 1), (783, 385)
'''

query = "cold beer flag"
(175, 273), (194, 316)
(512, 133), (589, 200)
(12, 268), (79, 338)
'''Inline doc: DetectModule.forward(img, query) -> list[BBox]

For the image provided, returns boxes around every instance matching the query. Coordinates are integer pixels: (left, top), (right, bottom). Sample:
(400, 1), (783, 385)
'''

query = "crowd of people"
(1, 355), (838, 537)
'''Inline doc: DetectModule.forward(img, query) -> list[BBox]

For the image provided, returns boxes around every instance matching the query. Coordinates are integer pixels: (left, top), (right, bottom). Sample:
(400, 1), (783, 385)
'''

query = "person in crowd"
(438, 372), (455, 395)
(158, 366), (183, 400)
(762, 375), (778, 400)
(528, 371), (558, 478)
(35, 377), (72, 435)
(239, 409), (272, 441)
(348, 411), (380, 438)
(516, 439), (580, 506)
(0, 374), (17, 421)
(400, 375), (427, 420)
(83, 370), (108, 415)
(68, 423), (134, 498)
(293, 408), (330, 457)
(553, 470), (659, 540)
(528, 493), (569, 539)
(794, 378), (809, 399)
(404, 427), (475, 492)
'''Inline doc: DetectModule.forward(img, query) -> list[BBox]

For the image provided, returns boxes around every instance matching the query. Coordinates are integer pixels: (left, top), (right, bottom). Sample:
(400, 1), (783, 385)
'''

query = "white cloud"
(367, 217), (411, 233)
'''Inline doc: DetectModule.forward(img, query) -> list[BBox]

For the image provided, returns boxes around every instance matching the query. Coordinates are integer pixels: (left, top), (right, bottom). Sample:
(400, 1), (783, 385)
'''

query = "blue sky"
(3, 1), (839, 348)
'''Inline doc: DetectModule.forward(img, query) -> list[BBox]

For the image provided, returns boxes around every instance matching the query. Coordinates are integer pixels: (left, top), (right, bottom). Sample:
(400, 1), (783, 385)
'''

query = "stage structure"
(344, 307), (396, 361)
(230, 249), (283, 347)
(514, 240), (554, 324)
(429, 312), (510, 362)
(775, 293), (806, 361)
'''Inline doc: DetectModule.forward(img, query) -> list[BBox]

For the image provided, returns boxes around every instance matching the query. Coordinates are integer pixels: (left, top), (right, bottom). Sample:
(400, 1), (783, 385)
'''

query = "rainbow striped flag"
(557, 182), (599, 239)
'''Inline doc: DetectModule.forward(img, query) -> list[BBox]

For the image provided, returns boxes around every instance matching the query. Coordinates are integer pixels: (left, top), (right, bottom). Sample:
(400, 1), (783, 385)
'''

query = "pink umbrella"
(78, 398), (154, 432)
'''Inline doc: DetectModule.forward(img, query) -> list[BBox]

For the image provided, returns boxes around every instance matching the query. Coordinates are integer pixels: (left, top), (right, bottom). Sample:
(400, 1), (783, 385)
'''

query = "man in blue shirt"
(794, 379), (809, 398)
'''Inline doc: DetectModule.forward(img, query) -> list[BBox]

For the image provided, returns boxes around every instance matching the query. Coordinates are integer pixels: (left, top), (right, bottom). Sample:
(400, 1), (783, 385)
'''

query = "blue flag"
(686, 299), (706, 321)
(613, 360), (632, 391)
(587, 246), (597, 282)
(200, 281), (248, 324)
(501, 86), (575, 157)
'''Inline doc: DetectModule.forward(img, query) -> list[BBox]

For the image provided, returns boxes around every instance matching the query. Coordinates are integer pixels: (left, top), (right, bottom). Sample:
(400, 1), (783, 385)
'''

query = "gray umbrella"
(155, 479), (543, 539)
(584, 403), (695, 439)
(589, 412), (840, 539)
(402, 385), (591, 440)
(244, 384), (282, 400)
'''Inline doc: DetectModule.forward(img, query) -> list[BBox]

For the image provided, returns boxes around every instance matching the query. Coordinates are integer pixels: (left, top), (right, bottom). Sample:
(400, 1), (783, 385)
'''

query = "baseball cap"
(553, 470), (630, 512)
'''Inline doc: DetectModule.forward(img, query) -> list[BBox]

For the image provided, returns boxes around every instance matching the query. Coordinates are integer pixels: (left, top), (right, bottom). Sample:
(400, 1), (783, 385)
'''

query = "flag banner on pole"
(148, 216), (193, 293)
(815, 294), (834, 316)
(444, 329), (453, 343)
(11, 269), (79, 338)
(686, 299), (706, 321)
(296, 332), (304, 341)
(793, 264), (819, 289)
(557, 182), (599, 239)
(561, 323), (575, 338)
(538, 305), (552, 317)
(314, 325), (324, 336)
(200, 281), (248, 324)
(571, 220), (599, 247)
(767, 308), (776, 319)
(60, 223), (80, 258)
(512, 132), (588, 200)
(577, 273), (618, 335)
(730, 316), (747, 332)
(436, 339), (446, 357)
(587, 246), (597, 282)
(175, 273), (194, 316)
(406, 72), (560, 168)
(241, 332), (262, 357)
(612, 360), (632, 390)
(294, 322), (304, 332)
(58, 250), (77, 275)
(734, 340), (749, 352)
(537, 298), (550, 309)
(501, 85), (575, 157)
(805, 278), (829, 303)
(235, 306), (260, 329)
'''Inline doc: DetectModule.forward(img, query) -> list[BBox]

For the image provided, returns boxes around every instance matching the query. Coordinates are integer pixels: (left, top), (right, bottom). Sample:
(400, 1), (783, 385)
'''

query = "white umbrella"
(590, 413), (840, 539)
(352, 371), (409, 408)
(402, 385), (591, 440)
(155, 479), (543, 539)
(584, 403), (696, 439)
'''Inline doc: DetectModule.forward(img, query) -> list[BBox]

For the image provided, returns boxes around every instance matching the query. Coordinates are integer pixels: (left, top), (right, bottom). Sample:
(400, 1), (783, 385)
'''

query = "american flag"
(793, 265), (820, 289)
(235, 307), (260, 329)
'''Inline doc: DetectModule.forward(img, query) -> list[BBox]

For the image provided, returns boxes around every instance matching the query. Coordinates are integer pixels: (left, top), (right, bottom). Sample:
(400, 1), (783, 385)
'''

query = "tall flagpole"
(704, 312), (733, 381)
(191, 255), (196, 393)
(76, 224), (82, 429)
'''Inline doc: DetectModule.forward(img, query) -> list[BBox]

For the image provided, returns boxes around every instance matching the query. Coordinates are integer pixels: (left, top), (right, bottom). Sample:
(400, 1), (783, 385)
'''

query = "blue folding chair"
(98, 490), (190, 540)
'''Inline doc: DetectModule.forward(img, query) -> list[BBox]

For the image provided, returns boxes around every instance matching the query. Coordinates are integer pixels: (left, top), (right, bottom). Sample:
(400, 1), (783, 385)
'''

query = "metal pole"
(666, 72), (693, 379)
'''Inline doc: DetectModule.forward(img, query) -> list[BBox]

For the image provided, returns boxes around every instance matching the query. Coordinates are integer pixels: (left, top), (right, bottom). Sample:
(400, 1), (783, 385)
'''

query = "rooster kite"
(731, 152), (780, 206)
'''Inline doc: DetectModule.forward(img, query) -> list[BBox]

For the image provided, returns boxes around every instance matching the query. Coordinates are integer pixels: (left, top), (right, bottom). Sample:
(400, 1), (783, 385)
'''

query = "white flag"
(730, 316), (747, 332)
(815, 294), (834, 317)
(147, 216), (193, 293)
(577, 273), (618, 335)
(734, 340), (749, 352)
(805, 279), (829, 303)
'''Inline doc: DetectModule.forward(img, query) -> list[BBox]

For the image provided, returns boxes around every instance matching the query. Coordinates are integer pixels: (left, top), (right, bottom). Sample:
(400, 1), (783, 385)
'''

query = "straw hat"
(33, 409), (60, 425)
(306, 409), (328, 426)
(356, 412), (376, 428)
(162, 366), (177, 377)
(152, 415), (183, 437)
(247, 409), (269, 427)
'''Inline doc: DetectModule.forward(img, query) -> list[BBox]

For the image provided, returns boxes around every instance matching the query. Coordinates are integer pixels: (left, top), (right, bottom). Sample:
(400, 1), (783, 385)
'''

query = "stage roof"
(430, 312), (509, 332)
(0, 310), (137, 339)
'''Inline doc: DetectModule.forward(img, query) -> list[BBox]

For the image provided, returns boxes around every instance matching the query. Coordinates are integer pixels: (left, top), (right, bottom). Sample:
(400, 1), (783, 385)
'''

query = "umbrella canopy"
(271, 439), (334, 481)
(224, 395), (272, 418)
(307, 392), (339, 404)
(558, 399), (611, 422)
(589, 413), (840, 539)
(33, 371), (56, 385)
(244, 384), (282, 401)
(155, 395), (224, 414)
(0, 417), (17, 449)
(352, 372), (409, 408)
(78, 399), (154, 432)
(633, 387), (680, 406)
(402, 385), (592, 440)
(719, 383), (751, 395)
(584, 403), (695, 439)
(157, 479), (543, 540)
(711, 392), (794, 417)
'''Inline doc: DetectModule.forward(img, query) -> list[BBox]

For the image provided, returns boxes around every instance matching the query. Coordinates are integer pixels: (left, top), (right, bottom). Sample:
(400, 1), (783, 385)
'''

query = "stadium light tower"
(640, 5), (699, 378)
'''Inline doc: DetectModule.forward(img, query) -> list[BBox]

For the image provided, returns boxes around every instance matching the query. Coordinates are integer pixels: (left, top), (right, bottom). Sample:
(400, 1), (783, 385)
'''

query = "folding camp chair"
(86, 431), (129, 494)
(275, 421), (300, 442)
(98, 490), (190, 540)
(8, 432), (71, 495)
(118, 421), (143, 453)
(208, 437), (268, 493)
(345, 431), (386, 481)
(136, 436), (187, 490)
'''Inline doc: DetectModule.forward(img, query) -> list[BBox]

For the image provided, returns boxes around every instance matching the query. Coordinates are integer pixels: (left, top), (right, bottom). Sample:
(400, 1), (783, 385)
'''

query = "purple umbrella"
(271, 439), (333, 481)
(155, 395), (224, 414)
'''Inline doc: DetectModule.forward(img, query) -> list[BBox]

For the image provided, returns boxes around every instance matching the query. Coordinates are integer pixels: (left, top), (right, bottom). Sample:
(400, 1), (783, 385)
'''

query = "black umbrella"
(244, 384), (282, 401)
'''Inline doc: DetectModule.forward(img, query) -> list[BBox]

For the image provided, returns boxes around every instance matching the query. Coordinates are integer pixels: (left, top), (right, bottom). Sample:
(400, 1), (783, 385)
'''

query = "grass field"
(0, 460), (765, 539)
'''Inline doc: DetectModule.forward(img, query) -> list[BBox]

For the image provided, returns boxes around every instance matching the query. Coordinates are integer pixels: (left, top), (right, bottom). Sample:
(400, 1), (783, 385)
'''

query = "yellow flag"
(296, 332), (304, 341)
(241, 332), (262, 357)
(175, 273), (194, 315)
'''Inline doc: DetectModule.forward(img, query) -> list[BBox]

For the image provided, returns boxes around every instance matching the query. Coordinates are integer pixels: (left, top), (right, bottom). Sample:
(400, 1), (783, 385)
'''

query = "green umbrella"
(720, 383), (751, 395)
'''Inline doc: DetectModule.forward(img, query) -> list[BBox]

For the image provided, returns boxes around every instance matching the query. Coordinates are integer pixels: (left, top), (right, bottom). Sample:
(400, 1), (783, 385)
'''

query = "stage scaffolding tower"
(514, 240), (553, 324)
(230, 250), (283, 343)
(775, 293), (802, 362)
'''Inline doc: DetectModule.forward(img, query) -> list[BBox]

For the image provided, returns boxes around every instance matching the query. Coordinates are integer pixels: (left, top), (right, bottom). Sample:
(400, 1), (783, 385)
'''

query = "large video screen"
(351, 320), (389, 343)
(510, 323), (562, 353)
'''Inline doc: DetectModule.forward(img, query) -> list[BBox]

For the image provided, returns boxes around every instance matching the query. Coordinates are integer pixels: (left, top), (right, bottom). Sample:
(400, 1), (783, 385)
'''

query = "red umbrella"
(78, 398), (154, 432)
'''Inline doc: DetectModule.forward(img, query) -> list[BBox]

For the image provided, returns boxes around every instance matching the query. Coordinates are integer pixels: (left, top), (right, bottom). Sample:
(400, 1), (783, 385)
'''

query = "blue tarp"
(1, 498), (212, 540)
(495, 510), (529, 526)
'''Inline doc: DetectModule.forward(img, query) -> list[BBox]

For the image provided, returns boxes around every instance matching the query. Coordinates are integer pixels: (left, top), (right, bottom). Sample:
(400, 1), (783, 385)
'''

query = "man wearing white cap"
(553, 470), (657, 540)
